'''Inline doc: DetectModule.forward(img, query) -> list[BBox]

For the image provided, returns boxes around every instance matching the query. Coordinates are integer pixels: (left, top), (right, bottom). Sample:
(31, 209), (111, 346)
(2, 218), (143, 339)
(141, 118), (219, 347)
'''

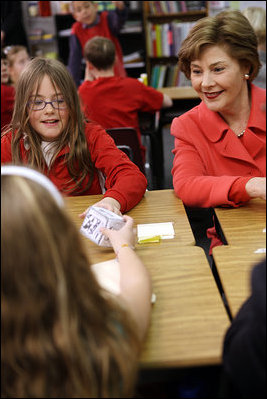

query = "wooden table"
(65, 190), (230, 368)
(213, 198), (266, 318)
(138, 245), (229, 368)
(158, 86), (198, 100)
(65, 190), (196, 254)
(214, 198), (266, 248)
(213, 246), (265, 318)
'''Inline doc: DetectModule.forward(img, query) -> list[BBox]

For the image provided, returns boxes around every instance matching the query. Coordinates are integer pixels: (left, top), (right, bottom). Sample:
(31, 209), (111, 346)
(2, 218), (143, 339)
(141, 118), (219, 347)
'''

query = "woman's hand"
(100, 215), (136, 254)
(245, 177), (266, 200)
(79, 197), (121, 218)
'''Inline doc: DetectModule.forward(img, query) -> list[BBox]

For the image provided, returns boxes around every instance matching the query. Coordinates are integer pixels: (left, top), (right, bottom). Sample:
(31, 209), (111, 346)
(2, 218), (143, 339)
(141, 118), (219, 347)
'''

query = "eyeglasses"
(27, 99), (67, 111)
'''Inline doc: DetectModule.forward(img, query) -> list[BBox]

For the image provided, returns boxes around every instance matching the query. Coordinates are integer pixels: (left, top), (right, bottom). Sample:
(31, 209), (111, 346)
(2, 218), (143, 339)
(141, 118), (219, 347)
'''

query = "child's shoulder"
(71, 21), (84, 34)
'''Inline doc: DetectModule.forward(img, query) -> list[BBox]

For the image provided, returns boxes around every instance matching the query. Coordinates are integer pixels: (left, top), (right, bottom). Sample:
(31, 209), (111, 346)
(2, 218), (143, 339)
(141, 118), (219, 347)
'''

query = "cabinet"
(21, 1), (58, 58)
(142, 1), (209, 87)
(55, 13), (75, 65)
(118, 1), (146, 78)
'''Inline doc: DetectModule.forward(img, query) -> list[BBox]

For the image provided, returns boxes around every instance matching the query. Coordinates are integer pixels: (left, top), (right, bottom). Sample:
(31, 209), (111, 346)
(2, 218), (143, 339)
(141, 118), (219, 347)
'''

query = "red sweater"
(1, 84), (15, 131)
(1, 121), (147, 213)
(171, 84), (266, 208)
(71, 12), (126, 77)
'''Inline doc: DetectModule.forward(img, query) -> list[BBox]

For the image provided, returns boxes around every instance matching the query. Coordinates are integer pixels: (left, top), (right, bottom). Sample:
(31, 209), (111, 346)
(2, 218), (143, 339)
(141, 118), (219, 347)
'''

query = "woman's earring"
(244, 74), (249, 79)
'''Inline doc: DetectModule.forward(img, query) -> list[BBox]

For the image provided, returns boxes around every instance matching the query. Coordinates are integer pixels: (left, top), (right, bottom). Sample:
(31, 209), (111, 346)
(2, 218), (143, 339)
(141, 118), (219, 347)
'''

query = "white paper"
(137, 222), (175, 241)
(91, 258), (121, 295)
(254, 248), (266, 254)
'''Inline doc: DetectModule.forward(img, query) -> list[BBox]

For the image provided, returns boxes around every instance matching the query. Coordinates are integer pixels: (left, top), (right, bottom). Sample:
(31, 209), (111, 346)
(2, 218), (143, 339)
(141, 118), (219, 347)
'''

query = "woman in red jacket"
(171, 10), (266, 252)
(1, 57), (147, 216)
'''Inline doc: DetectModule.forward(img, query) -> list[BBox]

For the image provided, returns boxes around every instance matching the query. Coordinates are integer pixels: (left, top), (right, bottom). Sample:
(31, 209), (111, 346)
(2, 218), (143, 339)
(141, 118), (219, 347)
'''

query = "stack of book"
(148, 1), (206, 14)
(146, 21), (196, 57)
(150, 64), (191, 88)
(123, 51), (145, 69)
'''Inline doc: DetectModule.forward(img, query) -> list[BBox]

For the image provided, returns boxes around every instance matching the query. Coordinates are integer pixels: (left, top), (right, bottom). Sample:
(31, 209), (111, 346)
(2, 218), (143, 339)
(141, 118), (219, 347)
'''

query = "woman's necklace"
(237, 129), (245, 138)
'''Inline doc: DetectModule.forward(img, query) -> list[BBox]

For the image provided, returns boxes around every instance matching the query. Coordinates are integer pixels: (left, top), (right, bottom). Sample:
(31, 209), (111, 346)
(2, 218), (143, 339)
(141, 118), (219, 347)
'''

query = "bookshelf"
(142, 1), (209, 88)
(118, 2), (146, 78)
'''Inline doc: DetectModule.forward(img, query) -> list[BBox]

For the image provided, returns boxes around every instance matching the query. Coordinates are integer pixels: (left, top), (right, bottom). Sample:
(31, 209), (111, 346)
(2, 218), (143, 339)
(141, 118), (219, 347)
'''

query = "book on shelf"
(123, 50), (143, 64)
(120, 20), (142, 33)
(185, 1), (206, 11)
(157, 65), (168, 88)
(150, 64), (192, 88)
(148, 1), (206, 15)
(147, 21), (196, 57)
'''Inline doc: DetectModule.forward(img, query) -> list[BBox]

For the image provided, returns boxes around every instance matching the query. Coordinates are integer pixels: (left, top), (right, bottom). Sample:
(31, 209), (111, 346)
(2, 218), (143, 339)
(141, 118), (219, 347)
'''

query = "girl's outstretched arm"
(101, 215), (152, 340)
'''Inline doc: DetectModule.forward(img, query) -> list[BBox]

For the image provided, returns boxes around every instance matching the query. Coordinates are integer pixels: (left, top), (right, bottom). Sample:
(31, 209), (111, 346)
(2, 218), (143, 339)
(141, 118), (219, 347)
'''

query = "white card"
(137, 222), (175, 241)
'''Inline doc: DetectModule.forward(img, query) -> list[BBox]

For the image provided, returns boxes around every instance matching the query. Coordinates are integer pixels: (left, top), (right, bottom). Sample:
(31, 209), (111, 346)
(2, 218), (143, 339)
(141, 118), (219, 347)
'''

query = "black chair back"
(106, 127), (146, 175)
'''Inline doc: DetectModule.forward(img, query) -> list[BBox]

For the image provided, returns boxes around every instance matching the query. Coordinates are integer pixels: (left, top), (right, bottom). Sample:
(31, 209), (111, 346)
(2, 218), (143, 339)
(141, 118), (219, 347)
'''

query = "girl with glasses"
(1, 57), (147, 217)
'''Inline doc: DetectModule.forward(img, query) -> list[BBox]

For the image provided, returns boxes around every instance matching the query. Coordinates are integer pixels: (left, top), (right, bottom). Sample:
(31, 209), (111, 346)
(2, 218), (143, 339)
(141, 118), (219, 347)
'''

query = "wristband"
(116, 243), (135, 257)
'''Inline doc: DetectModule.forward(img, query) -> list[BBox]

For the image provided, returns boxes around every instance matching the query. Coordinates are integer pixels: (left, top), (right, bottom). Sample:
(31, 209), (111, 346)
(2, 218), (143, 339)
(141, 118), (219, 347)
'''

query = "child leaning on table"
(1, 57), (147, 217)
(1, 165), (152, 398)
(68, 1), (127, 87)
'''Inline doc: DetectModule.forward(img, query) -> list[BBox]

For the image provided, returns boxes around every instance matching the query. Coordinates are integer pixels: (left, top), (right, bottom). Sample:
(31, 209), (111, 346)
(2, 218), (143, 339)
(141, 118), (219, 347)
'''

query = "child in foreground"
(1, 164), (152, 398)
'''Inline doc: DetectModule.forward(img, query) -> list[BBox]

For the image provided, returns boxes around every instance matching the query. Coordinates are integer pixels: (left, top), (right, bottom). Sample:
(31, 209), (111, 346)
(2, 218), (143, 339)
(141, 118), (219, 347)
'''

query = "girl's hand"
(79, 197), (121, 218)
(245, 177), (266, 200)
(100, 215), (136, 254)
(112, 1), (125, 10)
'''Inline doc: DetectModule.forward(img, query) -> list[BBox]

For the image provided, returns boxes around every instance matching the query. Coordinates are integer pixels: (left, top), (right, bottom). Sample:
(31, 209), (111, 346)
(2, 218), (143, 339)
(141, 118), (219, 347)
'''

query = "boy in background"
(68, 1), (127, 87)
(78, 36), (173, 163)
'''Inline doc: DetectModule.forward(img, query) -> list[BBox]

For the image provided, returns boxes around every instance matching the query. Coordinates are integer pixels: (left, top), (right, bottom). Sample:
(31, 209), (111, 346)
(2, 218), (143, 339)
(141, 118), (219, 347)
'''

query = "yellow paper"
(138, 235), (161, 244)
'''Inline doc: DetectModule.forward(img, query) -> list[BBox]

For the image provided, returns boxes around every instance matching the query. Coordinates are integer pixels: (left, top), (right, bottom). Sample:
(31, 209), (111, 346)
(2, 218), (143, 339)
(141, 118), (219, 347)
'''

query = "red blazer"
(71, 12), (126, 77)
(1, 121), (147, 213)
(171, 84), (266, 208)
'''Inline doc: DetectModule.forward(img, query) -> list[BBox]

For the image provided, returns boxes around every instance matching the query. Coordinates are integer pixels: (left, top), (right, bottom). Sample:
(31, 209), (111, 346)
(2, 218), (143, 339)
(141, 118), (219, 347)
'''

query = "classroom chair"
(106, 127), (146, 175)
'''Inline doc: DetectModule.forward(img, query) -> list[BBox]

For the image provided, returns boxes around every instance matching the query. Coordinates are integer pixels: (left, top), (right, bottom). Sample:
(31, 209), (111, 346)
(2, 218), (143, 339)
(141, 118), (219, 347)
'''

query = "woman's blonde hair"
(178, 9), (260, 81)
(242, 7), (266, 46)
(1, 170), (140, 398)
(2, 57), (95, 194)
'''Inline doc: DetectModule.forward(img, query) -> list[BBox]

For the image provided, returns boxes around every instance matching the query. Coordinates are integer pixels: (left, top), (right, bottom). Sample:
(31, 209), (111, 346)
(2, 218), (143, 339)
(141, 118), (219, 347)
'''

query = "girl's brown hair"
(4, 57), (95, 194)
(1, 172), (141, 398)
(178, 9), (260, 81)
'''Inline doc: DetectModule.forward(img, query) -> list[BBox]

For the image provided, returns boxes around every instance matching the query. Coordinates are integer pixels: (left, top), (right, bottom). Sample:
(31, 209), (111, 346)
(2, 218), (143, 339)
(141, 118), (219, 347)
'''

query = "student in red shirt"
(1, 57), (147, 217)
(78, 36), (173, 162)
(171, 10), (266, 253)
(1, 49), (15, 131)
(68, 1), (127, 87)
